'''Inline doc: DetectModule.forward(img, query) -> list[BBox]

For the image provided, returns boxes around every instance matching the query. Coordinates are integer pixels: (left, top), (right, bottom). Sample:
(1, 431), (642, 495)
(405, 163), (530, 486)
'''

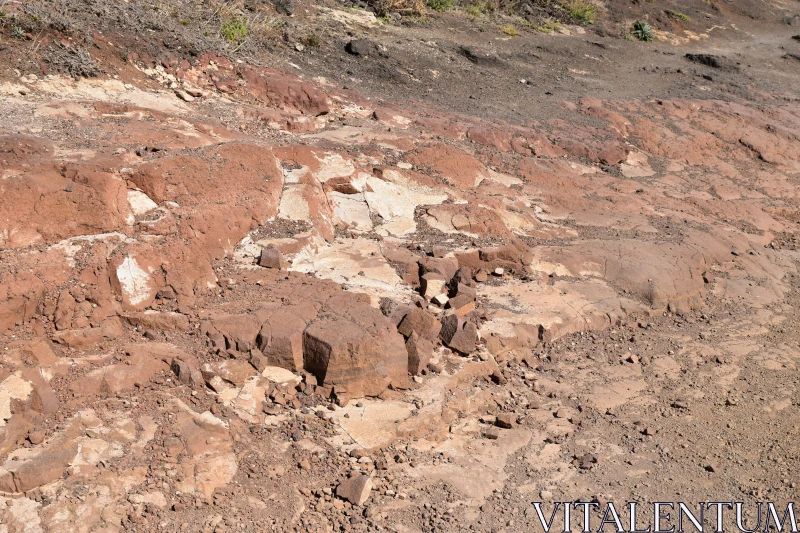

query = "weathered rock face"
(304, 295), (409, 397)
(335, 473), (373, 506)
(256, 309), (308, 371)
(397, 308), (442, 341)
(406, 332), (433, 375)
(406, 144), (489, 188)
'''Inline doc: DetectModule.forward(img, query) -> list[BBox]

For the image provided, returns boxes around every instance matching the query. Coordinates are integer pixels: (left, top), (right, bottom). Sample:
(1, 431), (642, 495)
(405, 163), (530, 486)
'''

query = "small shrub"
(466, 1), (489, 18)
(631, 20), (653, 41)
(501, 23), (519, 35)
(373, 0), (425, 17)
(305, 34), (320, 47)
(11, 25), (24, 39)
(667, 10), (690, 21)
(427, 0), (454, 11)
(221, 19), (248, 44)
(536, 20), (561, 33)
(569, 0), (596, 24)
(179, 18), (190, 25)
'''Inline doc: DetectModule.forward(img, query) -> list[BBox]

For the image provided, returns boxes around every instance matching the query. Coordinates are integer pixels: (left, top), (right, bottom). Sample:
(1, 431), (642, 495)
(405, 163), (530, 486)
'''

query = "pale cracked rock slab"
(363, 171), (448, 236)
(0, 498), (44, 533)
(306, 125), (411, 150)
(480, 278), (643, 343)
(290, 238), (413, 301)
(331, 399), (415, 449)
(330, 191), (374, 231)
(261, 366), (302, 387)
(114, 256), (154, 308)
(408, 428), (536, 514)
(312, 152), (356, 182)
(316, 7), (380, 28)
(126, 189), (159, 217)
(620, 150), (656, 178)
(0, 373), (33, 426)
(487, 169), (523, 187)
(278, 184), (312, 221)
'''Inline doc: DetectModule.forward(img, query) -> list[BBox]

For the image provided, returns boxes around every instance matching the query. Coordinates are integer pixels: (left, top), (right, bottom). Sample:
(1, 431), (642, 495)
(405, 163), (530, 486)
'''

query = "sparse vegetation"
(11, 25), (24, 39)
(305, 34), (321, 47)
(501, 23), (519, 35)
(536, 20), (562, 33)
(466, 1), (492, 18)
(427, 0), (454, 12)
(631, 20), (653, 41)
(220, 18), (248, 45)
(373, 0), (426, 17)
(667, 10), (691, 21)
(568, 0), (596, 24)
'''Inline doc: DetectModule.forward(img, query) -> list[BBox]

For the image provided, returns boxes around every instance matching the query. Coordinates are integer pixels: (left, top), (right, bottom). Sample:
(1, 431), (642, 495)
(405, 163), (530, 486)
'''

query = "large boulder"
(303, 294), (408, 397)
(256, 309), (310, 372)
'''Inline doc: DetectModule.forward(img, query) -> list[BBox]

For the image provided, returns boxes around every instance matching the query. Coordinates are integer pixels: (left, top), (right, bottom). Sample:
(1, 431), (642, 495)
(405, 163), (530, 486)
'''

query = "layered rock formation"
(0, 27), (799, 530)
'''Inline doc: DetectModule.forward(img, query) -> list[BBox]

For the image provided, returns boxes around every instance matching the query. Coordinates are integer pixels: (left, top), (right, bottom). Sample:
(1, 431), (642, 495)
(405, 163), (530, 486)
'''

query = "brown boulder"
(406, 333), (433, 375)
(447, 293), (476, 317)
(495, 413), (517, 429)
(419, 256), (460, 282)
(439, 313), (463, 344)
(443, 318), (479, 356)
(0, 272), (45, 334)
(0, 443), (77, 493)
(451, 266), (475, 288)
(303, 295), (408, 397)
(397, 308), (442, 341)
(336, 474), (373, 506)
(455, 283), (477, 300)
(54, 289), (76, 330)
(207, 313), (264, 352)
(125, 310), (190, 331)
(381, 244), (421, 287)
(258, 245), (286, 270)
(257, 309), (307, 371)
(171, 357), (204, 387)
(70, 342), (176, 397)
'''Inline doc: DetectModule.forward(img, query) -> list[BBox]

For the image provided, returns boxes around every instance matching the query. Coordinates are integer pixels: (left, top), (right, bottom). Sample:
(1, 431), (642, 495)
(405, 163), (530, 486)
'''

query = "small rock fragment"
(447, 322), (478, 355)
(336, 474), (373, 506)
(406, 332), (433, 375)
(447, 294), (476, 316)
(259, 246), (286, 269)
(495, 413), (516, 429)
(482, 427), (500, 440)
(421, 272), (447, 301)
(432, 294), (449, 307)
(28, 430), (46, 445)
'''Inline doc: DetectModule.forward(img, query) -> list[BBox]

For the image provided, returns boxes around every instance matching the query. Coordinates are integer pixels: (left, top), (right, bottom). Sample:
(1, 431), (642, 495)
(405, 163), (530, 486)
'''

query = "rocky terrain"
(1, 0), (800, 531)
